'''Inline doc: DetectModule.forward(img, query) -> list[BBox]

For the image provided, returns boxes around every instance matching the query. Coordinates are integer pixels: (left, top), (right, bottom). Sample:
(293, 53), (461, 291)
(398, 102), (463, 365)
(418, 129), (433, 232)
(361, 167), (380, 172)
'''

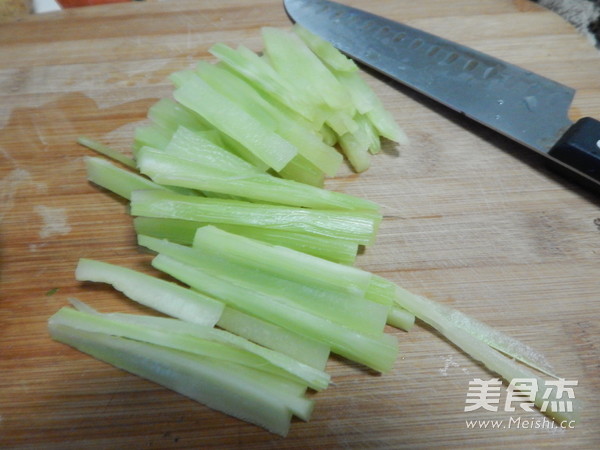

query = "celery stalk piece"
(78, 137), (136, 169)
(85, 156), (192, 201)
(319, 123), (338, 147)
(393, 287), (578, 424)
(387, 306), (416, 331)
(333, 69), (409, 145)
(209, 43), (320, 125)
(152, 254), (399, 373)
(335, 70), (379, 116)
(217, 307), (330, 371)
(168, 69), (198, 88)
(194, 62), (343, 176)
(138, 234), (388, 336)
(359, 114), (383, 155)
(133, 218), (358, 264)
(53, 306), (329, 393)
(173, 75), (297, 172)
(394, 287), (557, 378)
(292, 24), (358, 73)
(130, 190), (381, 245)
(195, 62), (279, 132)
(193, 226), (373, 296)
(325, 109), (359, 136)
(277, 154), (325, 187)
(367, 105), (409, 146)
(147, 97), (211, 133)
(49, 324), (296, 436)
(164, 126), (263, 175)
(75, 258), (224, 327)
(339, 126), (372, 173)
(365, 275), (397, 306)
(261, 27), (354, 114)
(133, 122), (174, 153)
(136, 147), (379, 211)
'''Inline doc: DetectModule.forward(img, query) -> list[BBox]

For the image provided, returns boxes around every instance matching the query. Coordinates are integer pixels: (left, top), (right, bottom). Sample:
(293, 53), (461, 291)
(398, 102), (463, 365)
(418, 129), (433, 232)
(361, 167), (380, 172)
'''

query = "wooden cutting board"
(1, 0), (599, 447)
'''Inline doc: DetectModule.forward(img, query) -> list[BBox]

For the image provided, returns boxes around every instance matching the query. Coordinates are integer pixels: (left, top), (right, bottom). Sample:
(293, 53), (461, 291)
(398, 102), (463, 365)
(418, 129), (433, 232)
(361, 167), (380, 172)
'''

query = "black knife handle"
(548, 117), (600, 185)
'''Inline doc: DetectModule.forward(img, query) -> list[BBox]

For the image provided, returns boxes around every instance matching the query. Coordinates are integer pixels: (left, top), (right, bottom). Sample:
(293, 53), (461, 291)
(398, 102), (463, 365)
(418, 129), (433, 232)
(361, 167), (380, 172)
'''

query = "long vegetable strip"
(365, 275), (397, 306)
(133, 122), (174, 153)
(394, 287), (557, 377)
(54, 305), (329, 393)
(78, 137), (136, 168)
(85, 157), (195, 200)
(387, 306), (416, 331)
(292, 24), (357, 73)
(209, 43), (321, 125)
(67, 296), (329, 372)
(195, 62), (344, 176)
(393, 287), (577, 424)
(277, 153), (325, 187)
(49, 324), (297, 436)
(192, 226), (373, 296)
(147, 97), (211, 133)
(164, 126), (263, 175)
(262, 27), (354, 115)
(75, 258), (224, 327)
(137, 147), (379, 212)
(138, 234), (388, 336)
(217, 307), (330, 370)
(173, 75), (297, 172)
(133, 217), (359, 265)
(130, 189), (381, 245)
(152, 254), (399, 373)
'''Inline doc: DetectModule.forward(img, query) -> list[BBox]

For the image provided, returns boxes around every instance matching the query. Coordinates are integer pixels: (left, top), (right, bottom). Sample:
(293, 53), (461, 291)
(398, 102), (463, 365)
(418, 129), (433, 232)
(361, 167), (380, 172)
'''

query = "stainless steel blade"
(284, 0), (576, 155)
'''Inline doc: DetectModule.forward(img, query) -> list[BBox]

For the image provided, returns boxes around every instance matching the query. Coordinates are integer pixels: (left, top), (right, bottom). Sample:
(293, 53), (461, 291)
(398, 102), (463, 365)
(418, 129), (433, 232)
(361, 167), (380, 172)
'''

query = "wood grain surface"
(1, 0), (599, 448)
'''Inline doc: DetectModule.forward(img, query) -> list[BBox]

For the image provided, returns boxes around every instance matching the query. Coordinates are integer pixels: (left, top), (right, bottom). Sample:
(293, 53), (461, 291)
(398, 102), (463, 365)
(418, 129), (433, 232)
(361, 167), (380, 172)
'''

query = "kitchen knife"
(284, 0), (600, 191)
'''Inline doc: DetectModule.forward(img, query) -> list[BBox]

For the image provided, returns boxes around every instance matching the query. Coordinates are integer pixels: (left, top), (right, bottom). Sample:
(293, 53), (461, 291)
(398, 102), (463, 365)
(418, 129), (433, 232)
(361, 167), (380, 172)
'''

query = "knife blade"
(284, 0), (600, 190)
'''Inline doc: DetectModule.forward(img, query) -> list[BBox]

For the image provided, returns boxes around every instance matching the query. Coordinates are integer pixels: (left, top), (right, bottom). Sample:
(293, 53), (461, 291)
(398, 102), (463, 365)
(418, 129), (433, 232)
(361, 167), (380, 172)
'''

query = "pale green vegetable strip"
(209, 43), (321, 125)
(394, 287), (557, 378)
(138, 234), (388, 336)
(387, 305), (416, 331)
(359, 114), (383, 155)
(217, 307), (330, 370)
(333, 69), (409, 145)
(195, 62), (343, 176)
(292, 24), (357, 73)
(147, 97), (211, 133)
(164, 126), (263, 175)
(168, 69), (198, 88)
(53, 306), (328, 394)
(130, 189), (381, 245)
(173, 75), (297, 172)
(393, 286), (578, 424)
(75, 258), (224, 327)
(136, 147), (379, 211)
(133, 217), (358, 265)
(195, 62), (279, 133)
(277, 154), (325, 187)
(335, 70), (379, 116)
(85, 157), (174, 200)
(193, 226), (373, 296)
(49, 324), (295, 436)
(338, 127), (372, 173)
(133, 123), (173, 153)
(262, 27), (354, 113)
(152, 254), (399, 373)
(78, 136), (136, 168)
(150, 101), (268, 171)
(365, 275), (397, 306)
